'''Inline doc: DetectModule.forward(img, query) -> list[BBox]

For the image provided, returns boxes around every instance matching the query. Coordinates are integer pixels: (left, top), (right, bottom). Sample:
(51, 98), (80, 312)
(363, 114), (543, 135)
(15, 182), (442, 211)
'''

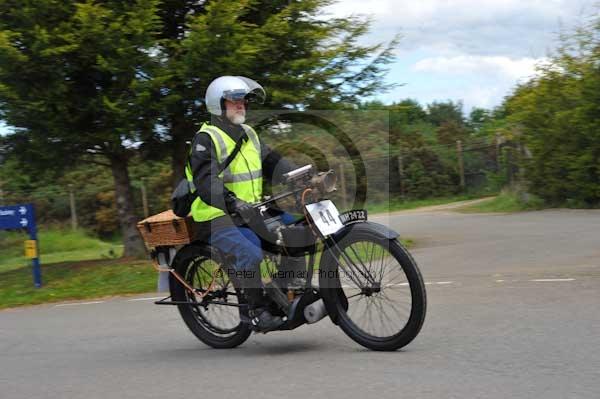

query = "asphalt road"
(1, 209), (599, 399)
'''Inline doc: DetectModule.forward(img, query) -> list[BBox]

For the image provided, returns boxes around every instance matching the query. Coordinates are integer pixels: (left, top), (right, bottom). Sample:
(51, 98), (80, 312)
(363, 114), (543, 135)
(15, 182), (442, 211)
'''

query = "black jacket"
(189, 116), (297, 214)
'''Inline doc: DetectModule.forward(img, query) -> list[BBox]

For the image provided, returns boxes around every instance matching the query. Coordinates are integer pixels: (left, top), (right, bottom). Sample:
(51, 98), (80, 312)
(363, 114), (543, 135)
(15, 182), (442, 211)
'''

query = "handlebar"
(231, 166), (337, 221)
(227, 166), (337, 246)
(253, 167), (336, 209)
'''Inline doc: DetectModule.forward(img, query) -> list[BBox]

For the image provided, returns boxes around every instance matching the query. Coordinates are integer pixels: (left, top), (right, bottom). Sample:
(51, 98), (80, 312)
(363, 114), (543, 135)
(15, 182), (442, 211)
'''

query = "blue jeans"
(208, 212), (296, 272)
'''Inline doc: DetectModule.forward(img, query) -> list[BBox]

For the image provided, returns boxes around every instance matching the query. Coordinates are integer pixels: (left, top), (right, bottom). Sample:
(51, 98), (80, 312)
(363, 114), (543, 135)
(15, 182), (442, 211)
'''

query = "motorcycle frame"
(153, 174), (381, 314)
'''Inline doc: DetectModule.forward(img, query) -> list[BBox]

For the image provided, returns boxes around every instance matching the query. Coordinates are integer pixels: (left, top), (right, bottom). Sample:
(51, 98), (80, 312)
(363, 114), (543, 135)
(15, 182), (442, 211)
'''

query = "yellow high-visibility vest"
(185, 123), (262, 222)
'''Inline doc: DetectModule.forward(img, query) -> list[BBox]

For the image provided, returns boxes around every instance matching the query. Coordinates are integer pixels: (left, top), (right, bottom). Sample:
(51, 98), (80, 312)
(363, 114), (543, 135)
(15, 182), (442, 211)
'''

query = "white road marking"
(340, 281), (455, 289)
(54, 301), (105, 307)
(127, 296), (166, 302)
(44, 277), (579, 309)
(388, 281), (453, 287)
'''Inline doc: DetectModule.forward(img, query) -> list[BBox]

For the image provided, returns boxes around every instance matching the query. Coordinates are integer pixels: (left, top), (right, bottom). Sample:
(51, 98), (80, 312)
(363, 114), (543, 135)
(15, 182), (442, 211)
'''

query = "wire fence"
(0, 138), (518, 235)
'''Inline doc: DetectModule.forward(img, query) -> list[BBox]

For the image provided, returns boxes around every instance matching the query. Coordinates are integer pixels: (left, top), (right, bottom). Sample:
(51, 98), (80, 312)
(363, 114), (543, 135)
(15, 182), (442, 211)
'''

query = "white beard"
(229, 113), (246, 125)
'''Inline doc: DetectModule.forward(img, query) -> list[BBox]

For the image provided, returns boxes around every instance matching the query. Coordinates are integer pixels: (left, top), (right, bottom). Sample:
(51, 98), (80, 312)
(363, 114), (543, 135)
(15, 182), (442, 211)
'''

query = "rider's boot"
(241, 270), (285, 333)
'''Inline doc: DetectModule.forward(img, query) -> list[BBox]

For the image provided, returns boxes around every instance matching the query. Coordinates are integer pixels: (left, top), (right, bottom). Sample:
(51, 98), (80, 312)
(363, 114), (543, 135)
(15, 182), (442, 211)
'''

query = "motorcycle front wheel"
(319, 228), (427, 351)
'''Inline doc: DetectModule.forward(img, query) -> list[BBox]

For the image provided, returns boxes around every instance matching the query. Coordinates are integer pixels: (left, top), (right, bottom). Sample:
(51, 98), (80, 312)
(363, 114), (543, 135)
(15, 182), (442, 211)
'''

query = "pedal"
(248, 312), (287, 334)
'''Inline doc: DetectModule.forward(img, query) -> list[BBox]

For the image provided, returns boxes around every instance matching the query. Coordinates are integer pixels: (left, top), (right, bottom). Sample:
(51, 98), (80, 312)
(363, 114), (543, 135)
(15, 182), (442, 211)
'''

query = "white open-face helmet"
(205, 76), (266, 116)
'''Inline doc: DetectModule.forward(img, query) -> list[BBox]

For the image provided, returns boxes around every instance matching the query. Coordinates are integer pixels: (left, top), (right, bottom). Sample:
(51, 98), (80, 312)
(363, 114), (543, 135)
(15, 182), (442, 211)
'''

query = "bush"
(505, 20), (600, 207)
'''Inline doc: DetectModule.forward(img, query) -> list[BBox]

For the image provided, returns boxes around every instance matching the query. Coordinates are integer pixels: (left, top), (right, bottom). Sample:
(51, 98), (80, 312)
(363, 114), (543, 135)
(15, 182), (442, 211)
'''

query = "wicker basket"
(137, 210), (196, 249)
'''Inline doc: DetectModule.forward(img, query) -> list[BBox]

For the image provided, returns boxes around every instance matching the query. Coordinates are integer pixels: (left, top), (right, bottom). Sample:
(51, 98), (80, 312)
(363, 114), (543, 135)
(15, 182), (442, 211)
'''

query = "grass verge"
(0, 224), (415, 310)
(1, 242), (415, 310)
(0, 258), (156, 310)
(366, 193), (492, 214)
(0, 229), (123, 273)
(457, 191), (545, 213)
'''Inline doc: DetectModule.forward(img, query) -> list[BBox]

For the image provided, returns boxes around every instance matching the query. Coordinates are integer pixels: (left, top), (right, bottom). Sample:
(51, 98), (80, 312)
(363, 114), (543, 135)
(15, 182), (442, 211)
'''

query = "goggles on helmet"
(222, 89), (250, 102)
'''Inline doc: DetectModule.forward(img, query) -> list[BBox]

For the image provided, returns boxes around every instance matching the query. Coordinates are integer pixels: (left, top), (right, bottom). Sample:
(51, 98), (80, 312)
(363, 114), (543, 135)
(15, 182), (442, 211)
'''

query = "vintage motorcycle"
(150, 165), (427, 351)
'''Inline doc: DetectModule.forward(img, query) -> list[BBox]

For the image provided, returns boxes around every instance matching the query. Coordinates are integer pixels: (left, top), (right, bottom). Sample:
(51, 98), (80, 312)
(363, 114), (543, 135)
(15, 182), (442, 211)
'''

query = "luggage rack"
(149, 247), (227, 300)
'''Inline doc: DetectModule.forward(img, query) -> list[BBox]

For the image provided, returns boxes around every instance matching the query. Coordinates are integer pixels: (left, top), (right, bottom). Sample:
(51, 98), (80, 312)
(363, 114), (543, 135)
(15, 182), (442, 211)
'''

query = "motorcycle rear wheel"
(170, 245), (251, 349)
(320, 229), (427, 351)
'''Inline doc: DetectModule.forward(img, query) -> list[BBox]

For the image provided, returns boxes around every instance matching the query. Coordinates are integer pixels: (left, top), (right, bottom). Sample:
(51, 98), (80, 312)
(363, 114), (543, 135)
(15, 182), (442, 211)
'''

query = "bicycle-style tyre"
(170, 245), (251, 349)
(320, 228), (427, 351)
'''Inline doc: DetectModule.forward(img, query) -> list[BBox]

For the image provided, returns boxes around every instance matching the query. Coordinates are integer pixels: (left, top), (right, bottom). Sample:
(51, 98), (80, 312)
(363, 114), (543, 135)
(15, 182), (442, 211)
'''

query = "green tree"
(154, 0), (399, 183)
(435, 120), (468, 146)
(0, 0), (161, 256)
(387, 99), (428, 132)
(426, 100), (464, 127)
(468, 107), (493, 132)
(402, 147), (457, 198)
(505, 16), (600, 206)
(0, 0), (400, 249)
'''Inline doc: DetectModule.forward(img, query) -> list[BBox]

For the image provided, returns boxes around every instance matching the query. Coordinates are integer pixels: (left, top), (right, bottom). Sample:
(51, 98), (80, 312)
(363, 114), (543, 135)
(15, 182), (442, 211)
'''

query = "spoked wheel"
(320, 229), (427, 351)
(170, 245), (251, 349)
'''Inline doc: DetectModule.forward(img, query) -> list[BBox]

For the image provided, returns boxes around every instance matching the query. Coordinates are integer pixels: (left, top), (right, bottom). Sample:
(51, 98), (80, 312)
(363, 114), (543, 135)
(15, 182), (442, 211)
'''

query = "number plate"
(305, 200), (343, 236)
(338, 209), (367, 225)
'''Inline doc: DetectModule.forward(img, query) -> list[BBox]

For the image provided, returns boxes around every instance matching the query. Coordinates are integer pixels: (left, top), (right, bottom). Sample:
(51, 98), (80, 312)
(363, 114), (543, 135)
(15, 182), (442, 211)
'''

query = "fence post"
(456, 140), (466, 190)
(338, 162), (347, 209)
(140, 178), (149, 218)
(495, 133), (501, 171)
(68, 184), (78, 231)
(506, 146), (514, 187)
(397, 153), (405, 198)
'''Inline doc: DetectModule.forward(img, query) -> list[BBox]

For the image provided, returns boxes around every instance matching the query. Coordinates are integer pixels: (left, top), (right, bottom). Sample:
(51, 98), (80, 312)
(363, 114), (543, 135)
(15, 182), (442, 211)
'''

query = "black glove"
(228, 197), (256, 222)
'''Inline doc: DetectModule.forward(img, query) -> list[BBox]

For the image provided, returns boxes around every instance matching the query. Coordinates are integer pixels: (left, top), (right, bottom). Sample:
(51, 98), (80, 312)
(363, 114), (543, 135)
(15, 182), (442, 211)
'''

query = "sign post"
(24, 240), (37, 258)
(0, 203), (41, 287)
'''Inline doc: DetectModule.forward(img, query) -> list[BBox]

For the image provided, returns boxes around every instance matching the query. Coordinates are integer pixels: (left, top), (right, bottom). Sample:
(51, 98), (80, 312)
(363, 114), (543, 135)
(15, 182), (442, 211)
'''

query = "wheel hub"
(361, 282), (381, 296)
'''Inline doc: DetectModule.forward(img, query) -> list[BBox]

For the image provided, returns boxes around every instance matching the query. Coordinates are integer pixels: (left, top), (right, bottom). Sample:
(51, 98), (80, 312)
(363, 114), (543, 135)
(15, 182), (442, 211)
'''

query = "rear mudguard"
(318, 221), (399, 324)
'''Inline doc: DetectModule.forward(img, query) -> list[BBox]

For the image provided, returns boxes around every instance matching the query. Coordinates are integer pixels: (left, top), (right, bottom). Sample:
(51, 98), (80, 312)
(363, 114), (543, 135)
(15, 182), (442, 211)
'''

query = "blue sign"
(0, 203), (41, 287)
(0, 204), (35, 230)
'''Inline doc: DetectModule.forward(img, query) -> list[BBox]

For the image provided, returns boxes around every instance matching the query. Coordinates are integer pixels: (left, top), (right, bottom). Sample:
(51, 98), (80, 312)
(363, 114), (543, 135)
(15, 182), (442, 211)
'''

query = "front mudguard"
(318, 221), (399, 325)
(329, 220), (399, 241)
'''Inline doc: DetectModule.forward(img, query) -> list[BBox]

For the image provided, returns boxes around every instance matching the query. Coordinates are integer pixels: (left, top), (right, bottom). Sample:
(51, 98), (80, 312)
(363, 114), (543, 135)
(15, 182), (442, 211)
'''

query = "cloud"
(412, 55), (547, 81)
(384, 79), (512, 113)
(326, 0), (596, 110)
(450, 85), (515, 111)
(376, 53), (553, 111)
(326, 0), (595, 57)
(0, 121), (12, 136)
(400, 55), (549, 110)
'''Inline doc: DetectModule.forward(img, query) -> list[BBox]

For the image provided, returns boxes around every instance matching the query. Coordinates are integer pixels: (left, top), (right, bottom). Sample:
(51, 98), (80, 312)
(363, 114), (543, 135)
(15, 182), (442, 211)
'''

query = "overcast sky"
(326, 0), (597, 113)
(0, 1), (596, 135)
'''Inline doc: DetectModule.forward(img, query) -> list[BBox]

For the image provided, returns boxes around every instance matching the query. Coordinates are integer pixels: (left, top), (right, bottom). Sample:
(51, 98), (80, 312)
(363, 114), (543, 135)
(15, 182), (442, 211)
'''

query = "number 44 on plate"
(305, 200), (343, 236)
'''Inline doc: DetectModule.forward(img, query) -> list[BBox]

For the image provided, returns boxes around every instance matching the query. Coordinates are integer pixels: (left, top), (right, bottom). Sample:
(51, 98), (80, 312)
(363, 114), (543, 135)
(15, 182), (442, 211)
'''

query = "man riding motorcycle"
(185, 76), (303, 332)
